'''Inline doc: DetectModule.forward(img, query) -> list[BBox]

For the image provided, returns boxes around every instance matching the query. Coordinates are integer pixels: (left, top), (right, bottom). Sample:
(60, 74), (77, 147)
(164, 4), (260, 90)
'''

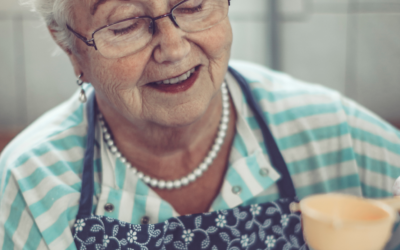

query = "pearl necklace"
(98, 82), (230, 190)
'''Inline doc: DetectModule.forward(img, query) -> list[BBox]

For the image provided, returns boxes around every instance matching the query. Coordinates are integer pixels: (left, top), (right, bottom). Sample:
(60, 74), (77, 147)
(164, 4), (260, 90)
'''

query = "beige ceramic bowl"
(291, 193), (400, 250)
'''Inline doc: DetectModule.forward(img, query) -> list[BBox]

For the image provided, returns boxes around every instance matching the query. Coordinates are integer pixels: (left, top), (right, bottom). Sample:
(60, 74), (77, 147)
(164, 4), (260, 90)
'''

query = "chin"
(149, 101), (211, 128)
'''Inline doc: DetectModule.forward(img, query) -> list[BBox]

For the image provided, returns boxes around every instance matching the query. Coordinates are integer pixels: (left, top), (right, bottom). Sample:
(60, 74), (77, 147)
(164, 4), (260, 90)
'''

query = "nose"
(152, 18), (191, 64)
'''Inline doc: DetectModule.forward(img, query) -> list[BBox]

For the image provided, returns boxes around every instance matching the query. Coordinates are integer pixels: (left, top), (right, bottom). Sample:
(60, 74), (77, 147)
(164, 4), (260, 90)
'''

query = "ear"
(47, 26), (88, 82)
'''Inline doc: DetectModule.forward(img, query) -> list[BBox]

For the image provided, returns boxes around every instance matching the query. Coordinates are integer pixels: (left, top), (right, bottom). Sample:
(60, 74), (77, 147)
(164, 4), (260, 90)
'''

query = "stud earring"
(76, 73), (87, 103)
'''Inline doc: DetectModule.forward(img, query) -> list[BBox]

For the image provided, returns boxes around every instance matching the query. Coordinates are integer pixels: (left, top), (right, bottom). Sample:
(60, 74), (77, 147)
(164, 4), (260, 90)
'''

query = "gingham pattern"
(1, 60), (399, 250)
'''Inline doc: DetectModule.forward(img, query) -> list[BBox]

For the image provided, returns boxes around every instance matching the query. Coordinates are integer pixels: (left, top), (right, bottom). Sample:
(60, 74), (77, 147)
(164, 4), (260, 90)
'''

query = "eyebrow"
(91, 0), (109, 15)
(91, 0), (138, 15)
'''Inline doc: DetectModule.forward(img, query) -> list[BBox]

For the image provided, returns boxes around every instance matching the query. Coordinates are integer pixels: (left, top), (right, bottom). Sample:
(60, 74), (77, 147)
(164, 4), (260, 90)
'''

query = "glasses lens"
(93, 17), (153, 59)
(172, 0), (229, 32)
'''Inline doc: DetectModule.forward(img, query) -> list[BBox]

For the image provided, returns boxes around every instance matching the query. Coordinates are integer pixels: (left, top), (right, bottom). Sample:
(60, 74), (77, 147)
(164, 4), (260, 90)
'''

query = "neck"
(96, 90), (228, 179)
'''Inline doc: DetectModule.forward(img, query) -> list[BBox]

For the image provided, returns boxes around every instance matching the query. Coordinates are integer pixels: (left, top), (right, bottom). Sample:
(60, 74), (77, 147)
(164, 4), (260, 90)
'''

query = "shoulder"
(228, 60), (347, 132)
(229, 60), (343, 106)
(229, 60), (400, 144)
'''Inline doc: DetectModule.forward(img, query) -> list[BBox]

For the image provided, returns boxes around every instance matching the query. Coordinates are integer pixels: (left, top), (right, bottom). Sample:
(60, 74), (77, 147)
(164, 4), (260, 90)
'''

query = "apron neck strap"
(228, 67), (297, 198)
(77, 92), (97, 218)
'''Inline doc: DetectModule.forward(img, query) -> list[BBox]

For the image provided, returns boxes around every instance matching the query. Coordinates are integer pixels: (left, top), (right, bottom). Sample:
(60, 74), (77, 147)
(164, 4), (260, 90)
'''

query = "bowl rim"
(299, 193), (396, 227)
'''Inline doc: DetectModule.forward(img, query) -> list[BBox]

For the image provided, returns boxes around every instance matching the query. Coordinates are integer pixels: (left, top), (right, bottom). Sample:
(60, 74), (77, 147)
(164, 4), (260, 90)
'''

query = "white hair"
(21, 0), (76, 51)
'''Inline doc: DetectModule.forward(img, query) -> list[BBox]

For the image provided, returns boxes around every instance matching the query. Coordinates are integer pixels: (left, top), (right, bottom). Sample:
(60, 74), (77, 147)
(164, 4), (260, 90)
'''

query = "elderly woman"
(1, 0), (400, 249)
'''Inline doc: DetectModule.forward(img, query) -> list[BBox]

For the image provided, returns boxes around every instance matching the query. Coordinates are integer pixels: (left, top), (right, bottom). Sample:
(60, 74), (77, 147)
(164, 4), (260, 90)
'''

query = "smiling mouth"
(149, 66), (199, 86)
(147, 66), (201, 94)
(155, 68), (196, 85)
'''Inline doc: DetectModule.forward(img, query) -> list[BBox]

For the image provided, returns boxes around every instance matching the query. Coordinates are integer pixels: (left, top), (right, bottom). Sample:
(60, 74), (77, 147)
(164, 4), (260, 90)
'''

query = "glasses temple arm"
(66, 24), (95, 47)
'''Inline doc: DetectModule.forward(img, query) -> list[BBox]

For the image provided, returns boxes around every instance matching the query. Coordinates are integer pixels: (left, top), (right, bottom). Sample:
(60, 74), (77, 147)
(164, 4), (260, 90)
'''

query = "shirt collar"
(210, 71), (281, 211)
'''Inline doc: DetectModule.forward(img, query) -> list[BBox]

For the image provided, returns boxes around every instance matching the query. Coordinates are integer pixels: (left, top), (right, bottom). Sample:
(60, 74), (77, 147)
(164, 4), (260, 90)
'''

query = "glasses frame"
(67, 0), (231, 51)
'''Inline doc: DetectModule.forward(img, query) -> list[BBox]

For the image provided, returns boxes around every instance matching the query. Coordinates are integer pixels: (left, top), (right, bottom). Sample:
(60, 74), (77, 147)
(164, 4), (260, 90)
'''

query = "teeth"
(178, 74), (187, 81)
(170, 78), (179, 84)
(157, 68), (195, 85)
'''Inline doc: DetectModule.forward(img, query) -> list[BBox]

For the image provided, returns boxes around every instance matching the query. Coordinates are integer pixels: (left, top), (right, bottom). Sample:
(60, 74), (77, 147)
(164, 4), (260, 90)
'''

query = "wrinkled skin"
(52, 0), (236, 214)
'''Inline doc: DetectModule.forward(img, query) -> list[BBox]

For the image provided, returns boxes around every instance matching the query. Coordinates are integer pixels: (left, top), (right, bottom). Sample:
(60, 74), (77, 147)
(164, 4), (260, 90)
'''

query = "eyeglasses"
(67, 0), (231, 59)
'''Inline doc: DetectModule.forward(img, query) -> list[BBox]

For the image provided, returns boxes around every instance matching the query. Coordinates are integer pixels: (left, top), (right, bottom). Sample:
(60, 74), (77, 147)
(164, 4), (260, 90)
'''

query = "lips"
(147, 66), (200, 93)
(155, 68), (196, 85)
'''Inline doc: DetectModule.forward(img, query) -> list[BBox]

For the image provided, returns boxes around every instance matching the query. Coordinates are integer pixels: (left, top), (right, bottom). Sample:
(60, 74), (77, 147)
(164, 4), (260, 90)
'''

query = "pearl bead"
(199, 163), (208, 171)
(216, 138), (224, 145)
(98, 113), (103, 119)
(107, 140), (114, 146)
(120, 157), (126, 163)
(212, 144), (221, 152)
(222, 88), (228, 95)
(131, 167), (137, 174)
(222, 102), (229, 109)
(210, 147), (218, 154)
(223, 109), (229, 116)
(137, 172), (144, 179)
(222, 95), (229, 102)
(218, 131), (226, 138)
(166, 181), (174, 190)
(125, 162), (132, 168)
(208, 151), (217, 159)
(150, 178), (158, 187)
(194, 169), (202, 177)
(158, 180), (166, 189)
(204, 157), (212, 165)
(220, 124), (228, 131)
(143, 175), (151, 183)
(173, 180), (182, 189)
(115, 152), (122, 158)
(110, 146), (118, 153)
(188, 173), (196, 182)
(221, 116), (229, 124)
(99, 120), (105, 126)
(181, 177), (189, 186)
(102, 127), (108, 133)
(104, 133), (111, 140)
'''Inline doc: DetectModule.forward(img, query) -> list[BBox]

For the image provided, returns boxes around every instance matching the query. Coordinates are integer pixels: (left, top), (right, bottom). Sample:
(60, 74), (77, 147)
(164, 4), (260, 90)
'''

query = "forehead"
(85, 0), (176, 15)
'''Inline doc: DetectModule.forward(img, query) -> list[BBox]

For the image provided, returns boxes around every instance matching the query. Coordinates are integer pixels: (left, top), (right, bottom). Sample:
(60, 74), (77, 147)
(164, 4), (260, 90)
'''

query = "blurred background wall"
(1, 0), (400, 151)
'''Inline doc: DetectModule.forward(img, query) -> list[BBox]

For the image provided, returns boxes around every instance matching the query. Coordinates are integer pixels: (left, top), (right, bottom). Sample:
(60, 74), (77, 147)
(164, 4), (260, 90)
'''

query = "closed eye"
(112, 23), (138, 35)
(109, 18), (147, 36)
(175, 4), (203, 14)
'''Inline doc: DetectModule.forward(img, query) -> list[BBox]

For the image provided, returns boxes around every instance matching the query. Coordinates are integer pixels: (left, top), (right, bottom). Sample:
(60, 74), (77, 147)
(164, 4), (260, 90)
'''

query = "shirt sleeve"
(341, 96), (400, 250)
(341, 96), (400, 197)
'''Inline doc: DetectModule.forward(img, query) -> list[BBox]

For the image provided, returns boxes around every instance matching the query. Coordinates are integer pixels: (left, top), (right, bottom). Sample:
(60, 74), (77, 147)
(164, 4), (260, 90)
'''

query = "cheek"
(86, 50), (152, 92)
(198, 20), (233, 60)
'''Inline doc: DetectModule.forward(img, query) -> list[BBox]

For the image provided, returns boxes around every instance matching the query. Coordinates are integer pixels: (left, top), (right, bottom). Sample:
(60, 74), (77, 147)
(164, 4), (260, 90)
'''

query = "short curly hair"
(21, 0), (76, 51)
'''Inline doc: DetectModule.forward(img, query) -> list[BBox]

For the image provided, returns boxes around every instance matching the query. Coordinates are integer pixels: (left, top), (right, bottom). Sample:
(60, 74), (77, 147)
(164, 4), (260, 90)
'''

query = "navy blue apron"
(73, 67), (309, 250)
